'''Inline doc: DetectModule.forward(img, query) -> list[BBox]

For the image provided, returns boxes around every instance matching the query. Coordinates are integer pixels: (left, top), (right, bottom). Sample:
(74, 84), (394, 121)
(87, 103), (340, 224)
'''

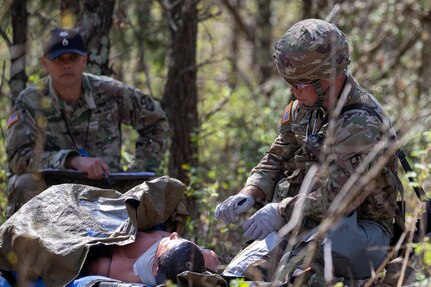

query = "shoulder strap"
(397, 150), (429, 201)
(340, 104), (429, 202)
(340, 103), (383, 123)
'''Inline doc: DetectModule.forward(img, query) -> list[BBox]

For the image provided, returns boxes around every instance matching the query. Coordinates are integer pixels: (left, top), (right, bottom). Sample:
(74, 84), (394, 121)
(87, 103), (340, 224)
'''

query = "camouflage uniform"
(246, 73), (400, 235)
(241, 19), (403, 281)
(5, 73), (168, 216)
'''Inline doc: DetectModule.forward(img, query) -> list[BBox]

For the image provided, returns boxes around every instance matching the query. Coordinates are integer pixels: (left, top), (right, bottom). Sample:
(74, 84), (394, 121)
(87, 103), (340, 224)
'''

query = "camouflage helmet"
(273, 19), (350, 85)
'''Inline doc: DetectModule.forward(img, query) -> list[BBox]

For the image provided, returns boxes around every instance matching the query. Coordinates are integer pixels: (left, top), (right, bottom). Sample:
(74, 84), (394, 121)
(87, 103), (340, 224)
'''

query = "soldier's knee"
(6, 173), (47, 217)
(9, 173), (46, 195)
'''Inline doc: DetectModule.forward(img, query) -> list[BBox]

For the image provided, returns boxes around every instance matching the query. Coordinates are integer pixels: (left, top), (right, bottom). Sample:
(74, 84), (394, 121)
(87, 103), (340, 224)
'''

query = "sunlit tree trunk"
(75, 0), (116, 76)
(161, 0), (199, 186)
(134, 0), (155, 96)
(221, 0), (274, 96)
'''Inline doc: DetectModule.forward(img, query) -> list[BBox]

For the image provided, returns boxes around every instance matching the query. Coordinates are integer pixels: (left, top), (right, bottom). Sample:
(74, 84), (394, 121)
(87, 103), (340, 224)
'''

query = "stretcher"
(0, 275), (148, 287)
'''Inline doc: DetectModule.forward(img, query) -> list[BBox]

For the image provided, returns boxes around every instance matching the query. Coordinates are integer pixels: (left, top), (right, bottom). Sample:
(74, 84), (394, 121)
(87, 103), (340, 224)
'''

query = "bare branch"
(0, 26), (11, 46)
(219, 0), (253, 42)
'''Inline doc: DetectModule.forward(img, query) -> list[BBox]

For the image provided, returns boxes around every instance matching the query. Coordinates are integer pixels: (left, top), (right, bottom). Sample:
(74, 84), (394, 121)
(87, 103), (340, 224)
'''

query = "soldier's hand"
(242, 203), (284, 241)
(67, 156), (110, 180)
(214, 193), (255, 224)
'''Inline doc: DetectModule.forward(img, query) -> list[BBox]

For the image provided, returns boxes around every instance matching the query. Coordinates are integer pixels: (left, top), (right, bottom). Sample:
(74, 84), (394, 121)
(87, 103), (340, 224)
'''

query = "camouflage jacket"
(246, 73), (402, 234)
(6, 73), (168, 173)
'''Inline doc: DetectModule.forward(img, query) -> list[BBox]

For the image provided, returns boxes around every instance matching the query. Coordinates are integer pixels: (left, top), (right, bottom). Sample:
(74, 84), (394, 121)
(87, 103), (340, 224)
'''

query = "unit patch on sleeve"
(7, 112), (19, 129)
(280, 101), (293, 124)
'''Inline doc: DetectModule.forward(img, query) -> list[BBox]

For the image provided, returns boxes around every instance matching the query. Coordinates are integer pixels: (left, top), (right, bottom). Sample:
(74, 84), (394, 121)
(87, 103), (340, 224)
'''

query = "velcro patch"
(7, 112), (19, 129)
(280, 101), (293, 124)
(350, 154), (363, 169)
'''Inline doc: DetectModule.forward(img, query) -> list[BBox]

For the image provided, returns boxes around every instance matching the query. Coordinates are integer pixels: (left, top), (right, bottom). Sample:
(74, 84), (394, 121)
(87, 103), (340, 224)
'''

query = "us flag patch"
(280, 101), (293, 124)
(7, 112), (19, 129)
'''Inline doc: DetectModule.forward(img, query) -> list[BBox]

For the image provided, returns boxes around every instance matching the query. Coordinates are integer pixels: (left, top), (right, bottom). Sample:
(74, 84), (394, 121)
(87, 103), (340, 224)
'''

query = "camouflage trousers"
(225, 212), (390, 286)
(279, 211), (390, 285)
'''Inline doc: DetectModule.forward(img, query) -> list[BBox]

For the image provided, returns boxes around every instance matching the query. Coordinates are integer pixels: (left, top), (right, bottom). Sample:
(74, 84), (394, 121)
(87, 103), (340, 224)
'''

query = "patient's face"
(156, 232), (188, 257)
(153, 232), (220, 273)
(152, 232), (189, 272)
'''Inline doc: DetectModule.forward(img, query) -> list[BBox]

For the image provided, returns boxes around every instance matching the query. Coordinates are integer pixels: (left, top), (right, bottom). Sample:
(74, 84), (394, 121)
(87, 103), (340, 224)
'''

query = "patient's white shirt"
(133, 239), (162, 285)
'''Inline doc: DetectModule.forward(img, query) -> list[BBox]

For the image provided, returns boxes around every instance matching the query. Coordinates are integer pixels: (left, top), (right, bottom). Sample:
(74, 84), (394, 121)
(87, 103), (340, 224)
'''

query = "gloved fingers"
(216, 194), (253, 224)
(243, 217), (263, 240)
(252, 227), (264, 241)
(235, 197), (254, 214)
(242, 215), (253, 230)
(244, 224), (258, 240)
(223, 206), (236, 224)
(215, 198), (234, 223)
(257, 224), (273, 240)
(214, 203), (222, 218)
(235, 203), (248, 214)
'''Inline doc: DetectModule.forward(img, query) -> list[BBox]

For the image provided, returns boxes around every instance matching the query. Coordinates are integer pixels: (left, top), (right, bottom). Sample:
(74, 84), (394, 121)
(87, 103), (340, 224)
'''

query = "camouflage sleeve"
(6, 100), (78, 174)
(40, 150), (80, 169)
(118, 85), (169, 172)
(245, 102), (300, 201)
(300, 111), (384, 221)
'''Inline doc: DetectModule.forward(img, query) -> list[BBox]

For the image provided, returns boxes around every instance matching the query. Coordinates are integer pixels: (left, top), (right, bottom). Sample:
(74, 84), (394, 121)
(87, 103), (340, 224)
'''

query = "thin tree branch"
(0, 26), (11, 46)
(219, 0), (254, 42)
(376, 30), (422, 81)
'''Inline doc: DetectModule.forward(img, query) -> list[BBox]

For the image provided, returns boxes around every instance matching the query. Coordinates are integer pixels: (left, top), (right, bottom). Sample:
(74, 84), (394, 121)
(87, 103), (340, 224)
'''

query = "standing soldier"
(5, 27), (169, 217)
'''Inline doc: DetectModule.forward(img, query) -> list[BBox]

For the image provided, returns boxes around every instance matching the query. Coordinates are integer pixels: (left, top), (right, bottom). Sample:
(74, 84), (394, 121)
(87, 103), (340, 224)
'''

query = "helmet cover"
(273, 19), (350, 85)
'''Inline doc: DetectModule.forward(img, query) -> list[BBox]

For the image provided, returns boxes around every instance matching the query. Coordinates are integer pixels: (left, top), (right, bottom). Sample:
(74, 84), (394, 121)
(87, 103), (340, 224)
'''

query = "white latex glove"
(214, 193), (255, 224)
(242, 203), (284, 241)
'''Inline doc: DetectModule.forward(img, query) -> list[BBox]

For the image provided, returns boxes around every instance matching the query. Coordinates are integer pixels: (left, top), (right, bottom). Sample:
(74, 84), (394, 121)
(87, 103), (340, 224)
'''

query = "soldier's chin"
(298, 100), (312, 106)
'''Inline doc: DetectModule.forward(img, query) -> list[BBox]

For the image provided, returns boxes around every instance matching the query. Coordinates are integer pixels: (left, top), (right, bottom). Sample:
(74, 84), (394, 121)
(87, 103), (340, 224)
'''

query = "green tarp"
(0, 176), (188, 287)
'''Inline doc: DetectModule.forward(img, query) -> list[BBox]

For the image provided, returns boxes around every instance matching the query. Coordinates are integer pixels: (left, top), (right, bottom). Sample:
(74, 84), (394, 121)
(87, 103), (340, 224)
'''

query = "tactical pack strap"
(312, 80), (325, 109)
(340, 103), (428, 202)
(397, 150), (429, 202)
(340, 103), (383, 123)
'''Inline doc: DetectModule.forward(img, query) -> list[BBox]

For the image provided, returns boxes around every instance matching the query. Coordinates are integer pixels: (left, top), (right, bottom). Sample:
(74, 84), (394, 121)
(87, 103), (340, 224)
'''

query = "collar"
(48, 74), (96, 112)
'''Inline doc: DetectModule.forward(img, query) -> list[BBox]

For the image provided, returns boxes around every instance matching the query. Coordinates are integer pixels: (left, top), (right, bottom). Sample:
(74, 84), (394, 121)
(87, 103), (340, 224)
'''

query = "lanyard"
(60, 109), (92, 157)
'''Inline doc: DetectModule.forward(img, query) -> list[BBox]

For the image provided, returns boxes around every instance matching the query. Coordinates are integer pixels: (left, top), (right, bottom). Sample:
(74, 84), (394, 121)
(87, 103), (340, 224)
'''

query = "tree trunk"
(161, 0), (199, 186)
(134, 0), (155, 97)
(76, 0), (116, 76)
(228, 0), (241, 89)
(9, 0), (28, 103)
(255, 0), (272, 87)
(417, 12), (431, 100)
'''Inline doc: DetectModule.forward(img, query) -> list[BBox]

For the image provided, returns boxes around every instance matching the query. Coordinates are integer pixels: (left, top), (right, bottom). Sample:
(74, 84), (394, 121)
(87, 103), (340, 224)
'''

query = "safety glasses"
(293, 80), (314, 90)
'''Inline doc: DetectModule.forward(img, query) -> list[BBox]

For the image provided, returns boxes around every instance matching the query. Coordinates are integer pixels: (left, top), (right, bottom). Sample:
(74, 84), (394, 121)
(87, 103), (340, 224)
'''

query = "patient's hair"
(155, 240), (205, 284)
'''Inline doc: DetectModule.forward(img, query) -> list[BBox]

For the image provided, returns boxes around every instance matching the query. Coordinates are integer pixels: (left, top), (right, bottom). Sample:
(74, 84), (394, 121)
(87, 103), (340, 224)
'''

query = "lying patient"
(82, 230), (220, 285)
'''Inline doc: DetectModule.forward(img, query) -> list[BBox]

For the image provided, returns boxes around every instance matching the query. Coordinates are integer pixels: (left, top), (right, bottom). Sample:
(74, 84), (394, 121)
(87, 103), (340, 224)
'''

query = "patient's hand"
(200, 248), (220, 272)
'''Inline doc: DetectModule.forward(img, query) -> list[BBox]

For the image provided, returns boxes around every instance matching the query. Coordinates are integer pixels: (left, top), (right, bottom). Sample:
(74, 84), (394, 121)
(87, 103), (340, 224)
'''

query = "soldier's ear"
(40, 57), (48, 71)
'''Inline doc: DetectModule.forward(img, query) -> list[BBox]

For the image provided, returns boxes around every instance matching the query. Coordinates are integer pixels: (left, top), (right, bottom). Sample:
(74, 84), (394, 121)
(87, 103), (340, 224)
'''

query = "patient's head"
(134, 232), (206, 285)
(155, 239), (205, 284)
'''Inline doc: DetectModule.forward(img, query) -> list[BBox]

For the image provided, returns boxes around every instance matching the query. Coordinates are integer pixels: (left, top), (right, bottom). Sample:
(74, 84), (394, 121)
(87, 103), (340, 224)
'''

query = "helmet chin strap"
(304, 80), (330, 143)
(312, 80), (325, 109)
